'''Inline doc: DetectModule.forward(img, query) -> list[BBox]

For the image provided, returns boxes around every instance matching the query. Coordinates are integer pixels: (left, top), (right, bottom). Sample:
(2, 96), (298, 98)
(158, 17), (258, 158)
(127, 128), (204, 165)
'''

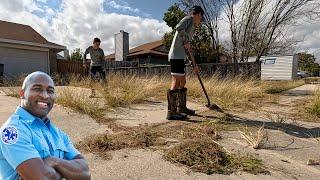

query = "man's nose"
(39, 90), (49, 98)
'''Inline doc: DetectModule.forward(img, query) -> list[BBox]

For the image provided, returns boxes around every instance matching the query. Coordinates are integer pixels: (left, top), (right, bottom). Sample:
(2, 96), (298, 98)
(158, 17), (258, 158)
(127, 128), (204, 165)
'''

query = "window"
(264, 58), (276, 65)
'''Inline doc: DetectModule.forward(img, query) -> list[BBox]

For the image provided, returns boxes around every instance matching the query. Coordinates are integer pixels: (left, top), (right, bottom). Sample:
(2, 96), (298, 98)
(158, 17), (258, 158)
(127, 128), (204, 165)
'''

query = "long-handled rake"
(187, 52), (224, 112)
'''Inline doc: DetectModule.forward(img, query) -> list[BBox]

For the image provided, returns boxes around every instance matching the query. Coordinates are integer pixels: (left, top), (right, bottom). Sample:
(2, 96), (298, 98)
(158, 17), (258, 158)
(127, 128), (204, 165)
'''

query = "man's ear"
(20, 90), (25, 99)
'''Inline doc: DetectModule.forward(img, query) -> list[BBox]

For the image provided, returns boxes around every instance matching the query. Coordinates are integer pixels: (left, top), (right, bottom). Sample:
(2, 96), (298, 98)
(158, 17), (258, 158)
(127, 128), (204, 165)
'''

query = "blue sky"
(103, 0), (177, 20)
(0, 0), (319, 59)
(34, 0), (177, 20)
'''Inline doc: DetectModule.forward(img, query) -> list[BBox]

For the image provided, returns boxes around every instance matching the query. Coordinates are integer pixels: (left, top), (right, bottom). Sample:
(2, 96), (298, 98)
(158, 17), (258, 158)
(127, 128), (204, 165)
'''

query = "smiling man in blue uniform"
(0, 71), (90, 180)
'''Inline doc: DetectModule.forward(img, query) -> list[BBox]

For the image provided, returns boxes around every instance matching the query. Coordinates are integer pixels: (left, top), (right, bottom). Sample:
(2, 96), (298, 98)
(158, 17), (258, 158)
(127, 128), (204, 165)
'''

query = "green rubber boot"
(178, 88), (195, 115)
(167, 89), (187, 120)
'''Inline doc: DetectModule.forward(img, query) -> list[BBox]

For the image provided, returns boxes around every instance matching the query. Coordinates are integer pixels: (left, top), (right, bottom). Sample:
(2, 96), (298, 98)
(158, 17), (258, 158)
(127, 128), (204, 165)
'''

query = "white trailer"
(248, 55), (299, 80)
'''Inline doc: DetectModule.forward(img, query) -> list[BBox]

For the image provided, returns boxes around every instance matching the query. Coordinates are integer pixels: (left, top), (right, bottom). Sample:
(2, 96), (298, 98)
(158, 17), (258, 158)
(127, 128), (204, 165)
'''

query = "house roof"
(0, 20), (65, 50)
(105, 40), (167, 60)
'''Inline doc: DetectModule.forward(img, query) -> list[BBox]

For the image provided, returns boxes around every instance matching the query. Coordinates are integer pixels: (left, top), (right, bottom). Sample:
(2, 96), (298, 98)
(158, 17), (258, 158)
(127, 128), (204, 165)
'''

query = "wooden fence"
(104, 60), (139, 69)
(57, 60), (139, 75)
(57, 60), (261, 79)
(105, 62), (261, 78)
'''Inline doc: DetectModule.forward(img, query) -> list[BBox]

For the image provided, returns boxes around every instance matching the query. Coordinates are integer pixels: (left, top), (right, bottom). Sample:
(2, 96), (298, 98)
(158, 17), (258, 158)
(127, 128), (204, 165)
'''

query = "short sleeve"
(176, 16), (192, 44)
(62, 132), (80, 160)
(0, 124), (40, 170)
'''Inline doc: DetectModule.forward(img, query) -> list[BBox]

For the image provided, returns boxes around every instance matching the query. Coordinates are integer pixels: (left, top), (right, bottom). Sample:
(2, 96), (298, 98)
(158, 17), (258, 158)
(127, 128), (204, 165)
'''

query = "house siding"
(0, 46), (49, 77)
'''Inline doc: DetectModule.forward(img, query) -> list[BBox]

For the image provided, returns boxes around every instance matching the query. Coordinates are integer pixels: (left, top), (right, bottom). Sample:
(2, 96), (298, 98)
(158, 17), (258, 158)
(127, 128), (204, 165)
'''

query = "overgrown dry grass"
(187, 75), (264, 108)
(0, 87), (20, 98)
(2, 74), (304, 113)
(0, 75), (25, 98)
(97, 75), (167, 107)
(304, 77), (320, 84)
(62, 74), (266, 110)
(262, 80), (304, 94)
(55, 87), (105, 120)
(291, 88), (320, 122)
(308, 89), (320, 117)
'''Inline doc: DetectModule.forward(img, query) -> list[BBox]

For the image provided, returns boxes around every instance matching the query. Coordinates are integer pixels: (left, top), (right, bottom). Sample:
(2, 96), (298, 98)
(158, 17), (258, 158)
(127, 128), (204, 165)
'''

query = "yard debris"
(239, 123), (268, 149)
(307, 159), (320, 166)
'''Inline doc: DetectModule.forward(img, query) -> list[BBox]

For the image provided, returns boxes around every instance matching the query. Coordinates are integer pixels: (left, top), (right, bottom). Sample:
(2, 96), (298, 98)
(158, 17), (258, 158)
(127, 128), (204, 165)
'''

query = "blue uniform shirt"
(0, 106), (80, 180)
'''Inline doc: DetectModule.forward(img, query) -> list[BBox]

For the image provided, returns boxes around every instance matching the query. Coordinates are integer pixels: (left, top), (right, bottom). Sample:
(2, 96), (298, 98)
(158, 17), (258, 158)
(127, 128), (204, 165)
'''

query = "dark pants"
(89, 66), (105, 80)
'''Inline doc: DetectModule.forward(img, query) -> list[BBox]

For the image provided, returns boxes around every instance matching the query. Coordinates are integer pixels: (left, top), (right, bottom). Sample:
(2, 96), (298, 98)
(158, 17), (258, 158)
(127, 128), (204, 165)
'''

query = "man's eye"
(48, 90), (55, 94)
(33, 88), (42, 91)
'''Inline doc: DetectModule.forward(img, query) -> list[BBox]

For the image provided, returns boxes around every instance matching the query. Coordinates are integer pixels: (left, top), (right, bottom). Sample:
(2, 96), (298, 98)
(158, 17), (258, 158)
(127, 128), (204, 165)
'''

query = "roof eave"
(0, 38), (66, 51)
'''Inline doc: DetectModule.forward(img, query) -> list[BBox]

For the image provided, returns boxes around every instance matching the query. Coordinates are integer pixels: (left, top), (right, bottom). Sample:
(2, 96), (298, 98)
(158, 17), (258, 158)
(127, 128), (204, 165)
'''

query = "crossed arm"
(17, 155), (90, 180)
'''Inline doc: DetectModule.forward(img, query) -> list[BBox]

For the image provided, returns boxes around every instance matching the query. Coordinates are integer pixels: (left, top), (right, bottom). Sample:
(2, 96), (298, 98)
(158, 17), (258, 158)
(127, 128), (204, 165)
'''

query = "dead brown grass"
(77, 119), (267, 175)
(65, 74), (266, 110)
(187, 75), (264, 109)
(0, 87), (20, 98)
(291, 96), (320, 123)
(304, 77), (320, 84)
(0, 75), (25, 98)
(308, 89), (320, 117)
(239, 124), (268, 149)
(98, 75), (167, 107)
(164, 139), (268, 175)
(56, 87), (105, 120)
(164, 139), (230, 174)
(76, 125), (166, 159)
(261, 80), (304, 94)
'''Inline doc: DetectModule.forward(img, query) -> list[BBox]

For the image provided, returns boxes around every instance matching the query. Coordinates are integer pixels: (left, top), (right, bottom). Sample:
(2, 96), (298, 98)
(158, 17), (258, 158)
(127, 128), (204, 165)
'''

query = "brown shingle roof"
(105, 40), (167, 60)
(0, 20), (64, 49)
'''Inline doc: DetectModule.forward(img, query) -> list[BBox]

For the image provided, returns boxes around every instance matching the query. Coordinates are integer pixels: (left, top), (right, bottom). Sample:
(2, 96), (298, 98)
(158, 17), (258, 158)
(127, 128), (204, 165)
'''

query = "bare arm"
(16, 158), (62, 180)
(185, 44), (200, 74)
(83, 47), (90, 64)
(44, 155), (90, 180)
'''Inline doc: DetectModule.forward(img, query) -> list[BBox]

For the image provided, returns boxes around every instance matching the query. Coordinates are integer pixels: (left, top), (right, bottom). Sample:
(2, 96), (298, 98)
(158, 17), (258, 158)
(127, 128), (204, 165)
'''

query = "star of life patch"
(1, 126), (19, 145)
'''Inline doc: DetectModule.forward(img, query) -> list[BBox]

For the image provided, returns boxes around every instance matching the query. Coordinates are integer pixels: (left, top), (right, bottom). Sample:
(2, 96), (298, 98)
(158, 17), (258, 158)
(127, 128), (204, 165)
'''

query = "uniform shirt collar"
(15, 106), (50, 124)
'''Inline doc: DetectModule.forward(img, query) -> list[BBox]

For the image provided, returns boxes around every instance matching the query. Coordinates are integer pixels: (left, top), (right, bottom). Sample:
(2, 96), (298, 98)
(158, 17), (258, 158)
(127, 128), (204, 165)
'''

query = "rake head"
(206, 103), (224, 113)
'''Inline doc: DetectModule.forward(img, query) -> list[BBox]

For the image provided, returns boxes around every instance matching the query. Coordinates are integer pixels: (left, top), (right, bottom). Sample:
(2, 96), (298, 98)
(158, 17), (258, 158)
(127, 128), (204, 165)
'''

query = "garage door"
(0, 46), (49, 77)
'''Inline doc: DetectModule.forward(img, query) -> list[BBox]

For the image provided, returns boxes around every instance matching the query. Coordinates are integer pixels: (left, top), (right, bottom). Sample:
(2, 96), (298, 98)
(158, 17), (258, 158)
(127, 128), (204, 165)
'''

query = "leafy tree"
(192, 26), (218, 63)
(70, 48), (83, 62)
(163, 3), (186, 29)
(163, 31), (175, 51)
(298, 52), (320, 75)
(162, 4), (186, 51)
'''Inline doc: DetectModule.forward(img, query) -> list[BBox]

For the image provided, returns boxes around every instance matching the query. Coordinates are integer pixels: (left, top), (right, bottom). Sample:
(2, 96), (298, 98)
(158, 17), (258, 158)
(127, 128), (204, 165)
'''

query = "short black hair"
(93, 37), (101, 43)
(191, 6), (204, 16)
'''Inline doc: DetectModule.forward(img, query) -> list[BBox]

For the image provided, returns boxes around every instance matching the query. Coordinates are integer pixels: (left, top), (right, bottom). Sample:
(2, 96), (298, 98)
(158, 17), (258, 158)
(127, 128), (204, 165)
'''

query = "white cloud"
(107, 0), (139, 13)
(0, 0), (170, 55)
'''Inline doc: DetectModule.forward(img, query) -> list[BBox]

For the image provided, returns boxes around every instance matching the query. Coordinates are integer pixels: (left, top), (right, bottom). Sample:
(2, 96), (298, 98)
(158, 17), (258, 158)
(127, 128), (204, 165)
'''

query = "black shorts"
(89, 66), (105, 80)
(170, 59), (186, 76)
